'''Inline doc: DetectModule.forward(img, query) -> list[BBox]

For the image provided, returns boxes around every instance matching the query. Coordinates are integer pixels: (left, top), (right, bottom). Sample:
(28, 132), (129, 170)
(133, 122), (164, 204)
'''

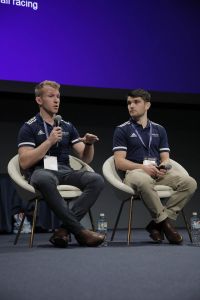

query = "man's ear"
(35, 96), (42, 106)
(146, 101), (151, 110)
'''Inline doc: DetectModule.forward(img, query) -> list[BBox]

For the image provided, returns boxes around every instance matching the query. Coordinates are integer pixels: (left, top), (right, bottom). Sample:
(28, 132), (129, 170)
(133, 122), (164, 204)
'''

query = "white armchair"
(102, 156), (191, 244)
(7, 154), (95, 247)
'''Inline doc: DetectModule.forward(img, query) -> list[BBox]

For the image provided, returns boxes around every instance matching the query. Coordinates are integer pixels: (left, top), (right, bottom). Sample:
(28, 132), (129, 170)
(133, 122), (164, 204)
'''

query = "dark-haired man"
(17, 80), (105, 248)
(113, 89), (197, 244)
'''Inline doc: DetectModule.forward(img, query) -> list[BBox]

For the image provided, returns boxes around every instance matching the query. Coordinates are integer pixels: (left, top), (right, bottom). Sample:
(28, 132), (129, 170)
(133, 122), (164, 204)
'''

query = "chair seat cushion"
(154, 185), (173, 191)
(58, 185), (82, 198)
(154, 185), (174, 198)
(57, 185), (80, 191)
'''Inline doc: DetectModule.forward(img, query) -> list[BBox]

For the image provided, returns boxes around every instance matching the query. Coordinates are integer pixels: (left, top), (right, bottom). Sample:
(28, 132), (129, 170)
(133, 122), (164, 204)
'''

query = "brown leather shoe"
(49, 228), (69, 248)
(146, 220), (164, 243)
(160, 218), (183, 244)
(75, 229), (105, 247)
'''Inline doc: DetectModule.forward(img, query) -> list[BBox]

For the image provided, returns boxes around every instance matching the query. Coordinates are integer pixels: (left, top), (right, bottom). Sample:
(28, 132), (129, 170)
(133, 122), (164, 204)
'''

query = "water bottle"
(97, 213), (108, 246)
(13, 213), (31, 234)
(190, 212), (200, 246)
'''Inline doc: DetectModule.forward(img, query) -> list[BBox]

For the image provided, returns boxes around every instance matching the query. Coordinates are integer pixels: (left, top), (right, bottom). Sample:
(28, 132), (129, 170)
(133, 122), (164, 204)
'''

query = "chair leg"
(181, 209), (192, 243)
(14, 212), (26, 245)
(88, 209), (95, 231)
(65, 200), (74, 242)
(29, 199), (38, 248)
(127, 196), (134, 245)
(110, 198), (129, 241)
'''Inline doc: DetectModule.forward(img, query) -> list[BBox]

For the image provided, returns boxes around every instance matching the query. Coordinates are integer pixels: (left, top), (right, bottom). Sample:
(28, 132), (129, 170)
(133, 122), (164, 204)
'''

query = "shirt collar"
(130, 117), (150, 129)
(36, 113), (54, 127)
(36, 113), (43, 124)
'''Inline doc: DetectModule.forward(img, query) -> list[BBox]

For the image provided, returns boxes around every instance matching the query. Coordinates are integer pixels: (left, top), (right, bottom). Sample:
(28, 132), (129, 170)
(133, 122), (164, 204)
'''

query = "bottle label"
(192, 221), (200, 229)
(98, 221), (107, 231)
(196, 221), (200, 229)
(103, 222), (108, 229)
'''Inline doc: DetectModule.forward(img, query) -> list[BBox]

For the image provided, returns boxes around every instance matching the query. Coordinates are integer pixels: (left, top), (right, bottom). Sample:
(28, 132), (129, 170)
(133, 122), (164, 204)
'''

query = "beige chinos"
(124, 168), (197, 223)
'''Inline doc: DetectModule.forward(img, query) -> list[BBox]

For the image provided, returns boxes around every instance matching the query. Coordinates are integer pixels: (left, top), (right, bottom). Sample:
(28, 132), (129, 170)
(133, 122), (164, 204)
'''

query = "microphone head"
(53, 115), (62, 126)
(158, 164), (172, 171)
(165, 164), (172, 170)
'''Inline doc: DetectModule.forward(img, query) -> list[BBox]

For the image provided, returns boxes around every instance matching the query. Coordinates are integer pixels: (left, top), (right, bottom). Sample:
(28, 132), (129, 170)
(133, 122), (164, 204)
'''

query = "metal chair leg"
(29, 199), (38, 248)
(14, 212), (26, 245)
(88, 209), (95, 231)
(110, 198), (130, 241)
(127, 196), (134, 245)
(65, 201), (72, 242)
(181, 209), (192, 243)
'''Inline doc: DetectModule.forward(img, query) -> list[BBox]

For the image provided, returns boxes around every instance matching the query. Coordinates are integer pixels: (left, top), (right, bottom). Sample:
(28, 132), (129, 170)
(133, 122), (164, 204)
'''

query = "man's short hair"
(127, 89), (151, 102)
(35, 80), (60, 97)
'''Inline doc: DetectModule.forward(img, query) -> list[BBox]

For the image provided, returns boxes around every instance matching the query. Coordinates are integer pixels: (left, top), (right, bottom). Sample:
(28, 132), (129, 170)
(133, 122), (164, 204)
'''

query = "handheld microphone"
(53, 115), (62, 127)
(53, 115), (62, 147)
(157, 164), (172, 171)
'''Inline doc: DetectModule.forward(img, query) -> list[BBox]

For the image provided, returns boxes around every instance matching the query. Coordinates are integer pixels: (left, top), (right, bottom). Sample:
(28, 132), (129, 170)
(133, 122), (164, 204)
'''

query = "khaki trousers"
(124, 168), (197, 223)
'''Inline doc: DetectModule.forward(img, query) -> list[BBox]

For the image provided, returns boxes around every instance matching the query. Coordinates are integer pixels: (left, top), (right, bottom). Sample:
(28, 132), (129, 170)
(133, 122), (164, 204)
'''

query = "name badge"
(143, 157), (157, 166)
(44, 156), (58, 171)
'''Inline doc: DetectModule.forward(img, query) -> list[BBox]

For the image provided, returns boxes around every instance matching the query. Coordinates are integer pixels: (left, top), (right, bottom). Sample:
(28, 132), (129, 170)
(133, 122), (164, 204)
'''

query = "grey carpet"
(0, 230), (200, 300)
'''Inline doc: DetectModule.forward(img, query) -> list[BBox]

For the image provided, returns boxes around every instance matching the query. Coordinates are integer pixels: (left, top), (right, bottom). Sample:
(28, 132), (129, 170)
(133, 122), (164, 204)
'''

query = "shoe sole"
(167, 236), (183, 245)
(77, 237), (105, 247)
(149, 233), (163, 243)
(146, 226), (164, 243)
(87, 239), (105, 247)
(49, 237), (68, 248)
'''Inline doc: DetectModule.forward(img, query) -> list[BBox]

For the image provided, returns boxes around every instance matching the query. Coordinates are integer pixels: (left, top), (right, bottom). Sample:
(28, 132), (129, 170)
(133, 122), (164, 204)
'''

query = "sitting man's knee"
(85, 172), (105, 190)
(92, 173), (105, 189)
(180, 175), (197, 194)
(187, 176), (197, 192)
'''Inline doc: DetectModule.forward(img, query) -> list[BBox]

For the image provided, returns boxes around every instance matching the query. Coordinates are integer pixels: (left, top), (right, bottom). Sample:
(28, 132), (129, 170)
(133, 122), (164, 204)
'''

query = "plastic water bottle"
(13, 213), (31, 234)
(97, 213), (108, 246)
(190, 212), (200, 246)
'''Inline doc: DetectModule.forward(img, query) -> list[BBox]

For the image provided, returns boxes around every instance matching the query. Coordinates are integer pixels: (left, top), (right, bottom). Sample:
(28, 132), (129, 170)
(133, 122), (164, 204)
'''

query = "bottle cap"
(192, 212), (197, 215)
(100, 213), (105, 217)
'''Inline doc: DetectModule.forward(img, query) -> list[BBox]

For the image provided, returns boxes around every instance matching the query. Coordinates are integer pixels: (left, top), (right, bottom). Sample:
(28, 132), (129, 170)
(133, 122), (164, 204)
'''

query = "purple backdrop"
(0, 0), (200, 93)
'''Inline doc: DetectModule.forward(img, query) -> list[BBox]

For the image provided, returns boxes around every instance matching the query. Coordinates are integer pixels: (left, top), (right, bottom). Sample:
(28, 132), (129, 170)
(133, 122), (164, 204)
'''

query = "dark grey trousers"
(30, 165), (104, 235)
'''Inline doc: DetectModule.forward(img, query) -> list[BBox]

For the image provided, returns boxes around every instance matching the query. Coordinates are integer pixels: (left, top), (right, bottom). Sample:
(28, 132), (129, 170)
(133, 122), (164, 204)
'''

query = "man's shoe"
(75, 229), (105, 247)
(160, 218), (183, 244)
(146, 220), (164, 243)
(49, 228), (69, 248)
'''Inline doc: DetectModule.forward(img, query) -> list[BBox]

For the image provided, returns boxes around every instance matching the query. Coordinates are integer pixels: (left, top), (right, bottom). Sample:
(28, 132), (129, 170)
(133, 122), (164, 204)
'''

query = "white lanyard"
(43, 121), (49, 138)
(131, 121), (152, 156)
(42, 121), (58, 171)
(43, 121), (51, 155)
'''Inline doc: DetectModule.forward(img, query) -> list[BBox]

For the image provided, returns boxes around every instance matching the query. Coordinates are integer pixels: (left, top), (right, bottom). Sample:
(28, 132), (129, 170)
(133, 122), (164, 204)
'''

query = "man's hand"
(142, 164), (167, 179)
(48, 126), (63, 146)
(79, 133), (99, 145)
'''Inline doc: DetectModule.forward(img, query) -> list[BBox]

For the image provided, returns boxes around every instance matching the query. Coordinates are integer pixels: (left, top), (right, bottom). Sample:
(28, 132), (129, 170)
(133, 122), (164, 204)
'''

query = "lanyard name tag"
(44, 156), (58, 171)
(143, 157), (156, 166)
